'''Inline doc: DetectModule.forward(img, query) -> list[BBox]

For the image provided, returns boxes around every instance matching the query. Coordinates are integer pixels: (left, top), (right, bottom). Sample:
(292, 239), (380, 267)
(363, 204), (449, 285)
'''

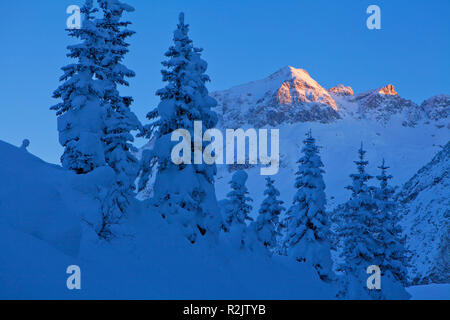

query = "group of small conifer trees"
(220, 131), (409, 299)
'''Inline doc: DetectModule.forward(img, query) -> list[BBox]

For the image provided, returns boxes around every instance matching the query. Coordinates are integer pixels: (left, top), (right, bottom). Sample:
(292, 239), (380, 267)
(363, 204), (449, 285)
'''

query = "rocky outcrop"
(377, 84), (398, 96)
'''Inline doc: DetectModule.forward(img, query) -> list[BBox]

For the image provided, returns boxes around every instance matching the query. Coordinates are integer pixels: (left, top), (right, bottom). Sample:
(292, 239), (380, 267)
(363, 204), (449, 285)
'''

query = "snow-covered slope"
(0, 141), (94, 256)
(212, 66), (441, 129)
(0, 140), (335, 299)
(397, 142), (449, 286)
(407, 283), (450, 300)
(1, 140), (445, 299)
(421, 94), (450, 126)
(328, 84), (354, 97)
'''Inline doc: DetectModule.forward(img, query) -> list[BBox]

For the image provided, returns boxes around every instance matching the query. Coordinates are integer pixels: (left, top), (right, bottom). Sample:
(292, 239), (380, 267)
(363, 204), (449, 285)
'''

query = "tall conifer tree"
(51, 0), (106, 174)
(140, 13), (221, 243)
(283, 131), (334, 282)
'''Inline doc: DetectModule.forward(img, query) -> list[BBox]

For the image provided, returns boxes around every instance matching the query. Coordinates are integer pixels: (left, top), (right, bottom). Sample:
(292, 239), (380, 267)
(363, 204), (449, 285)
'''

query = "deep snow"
(0, 140), (334, 299)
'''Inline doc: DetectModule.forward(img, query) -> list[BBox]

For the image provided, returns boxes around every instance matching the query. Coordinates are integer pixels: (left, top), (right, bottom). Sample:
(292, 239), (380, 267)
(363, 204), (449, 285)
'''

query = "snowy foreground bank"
(0, 140), (333, 299)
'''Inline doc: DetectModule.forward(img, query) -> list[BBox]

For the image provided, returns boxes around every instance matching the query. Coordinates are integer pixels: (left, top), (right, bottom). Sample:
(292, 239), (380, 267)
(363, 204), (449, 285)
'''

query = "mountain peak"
(268, 65), (312, 82)
(211, 65), (340, 127)
(286, 65), (311, 78)
(352, 84), (423, 126)
(270, 66), (338, 110)
(378, 84), (398, 96)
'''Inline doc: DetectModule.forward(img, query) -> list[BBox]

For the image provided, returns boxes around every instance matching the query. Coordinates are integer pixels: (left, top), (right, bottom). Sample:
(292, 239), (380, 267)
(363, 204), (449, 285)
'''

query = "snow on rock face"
(421, 94), (450, 124)
(396, 142), (450, 286)
(0, 141), (337, 299)
(328, 84), (354, 97)
(351, 84), (423, 126)
(273, 67), (338, 110)
(212, 66), (340, 128)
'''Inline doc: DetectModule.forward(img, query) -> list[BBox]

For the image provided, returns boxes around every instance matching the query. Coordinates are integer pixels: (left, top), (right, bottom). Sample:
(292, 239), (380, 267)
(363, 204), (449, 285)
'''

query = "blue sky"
(0, 0), (449, 164)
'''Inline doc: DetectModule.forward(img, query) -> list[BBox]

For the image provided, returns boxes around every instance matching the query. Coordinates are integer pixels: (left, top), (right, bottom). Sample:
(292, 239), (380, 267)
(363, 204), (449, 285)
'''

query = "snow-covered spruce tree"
(51, 0), (106, 174)
(95, 0), (141, 239)
(253, 177), (285, 253)
(223, 170), (253, 247)
(140, 13), (221, 244)
(282, 131), (334, 282)
(373, 159), (410, 298)
(335, 143), (382, 299)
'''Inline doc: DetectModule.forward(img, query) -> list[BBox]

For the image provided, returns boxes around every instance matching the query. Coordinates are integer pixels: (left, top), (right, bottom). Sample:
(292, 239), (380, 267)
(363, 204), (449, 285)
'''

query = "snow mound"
(0, 141), (84, 256)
